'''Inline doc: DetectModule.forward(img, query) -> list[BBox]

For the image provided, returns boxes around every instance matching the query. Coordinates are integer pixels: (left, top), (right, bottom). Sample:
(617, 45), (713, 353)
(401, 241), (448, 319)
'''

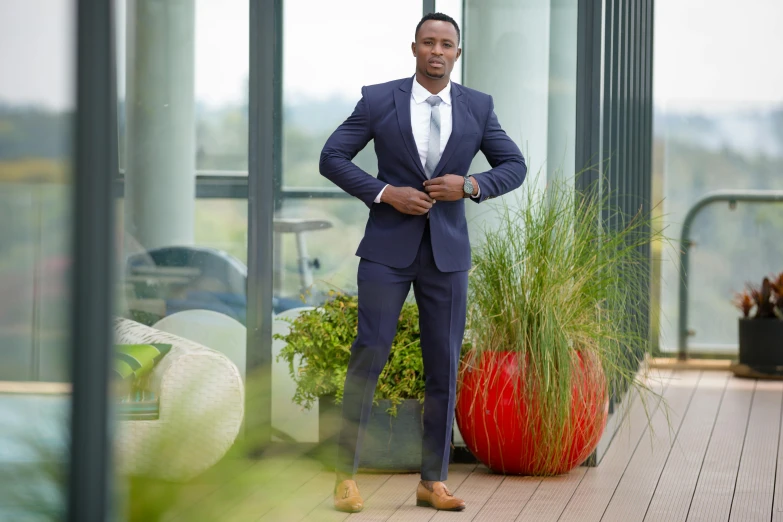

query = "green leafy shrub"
(275, 291), (424, 415)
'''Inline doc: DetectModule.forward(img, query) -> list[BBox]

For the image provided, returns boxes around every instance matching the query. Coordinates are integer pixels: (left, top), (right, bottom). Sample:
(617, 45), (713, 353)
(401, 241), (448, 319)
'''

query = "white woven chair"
(113, 317), (245, 482)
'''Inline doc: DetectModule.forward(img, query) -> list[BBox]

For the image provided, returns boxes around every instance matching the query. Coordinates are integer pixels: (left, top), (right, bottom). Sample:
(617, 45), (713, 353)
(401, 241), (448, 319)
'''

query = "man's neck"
(415, 72), (450, 95)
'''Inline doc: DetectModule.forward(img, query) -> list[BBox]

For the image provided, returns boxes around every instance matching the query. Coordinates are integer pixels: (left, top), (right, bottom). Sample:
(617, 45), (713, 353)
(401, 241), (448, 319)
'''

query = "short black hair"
(415, 12), (461, 44)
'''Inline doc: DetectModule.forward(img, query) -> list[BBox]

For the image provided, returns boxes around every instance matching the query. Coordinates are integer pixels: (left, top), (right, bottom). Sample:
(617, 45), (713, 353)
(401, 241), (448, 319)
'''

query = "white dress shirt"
(374, 77), (478, 203)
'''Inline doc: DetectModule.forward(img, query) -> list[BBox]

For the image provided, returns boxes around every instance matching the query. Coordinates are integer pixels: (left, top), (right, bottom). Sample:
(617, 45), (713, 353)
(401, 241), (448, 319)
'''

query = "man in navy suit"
(320, 12), (526, 513)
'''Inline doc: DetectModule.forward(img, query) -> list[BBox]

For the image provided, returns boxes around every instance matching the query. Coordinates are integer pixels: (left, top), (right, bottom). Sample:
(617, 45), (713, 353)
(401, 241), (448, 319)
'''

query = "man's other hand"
(423, 174), (467, 201)
(381, 186), (434, 215)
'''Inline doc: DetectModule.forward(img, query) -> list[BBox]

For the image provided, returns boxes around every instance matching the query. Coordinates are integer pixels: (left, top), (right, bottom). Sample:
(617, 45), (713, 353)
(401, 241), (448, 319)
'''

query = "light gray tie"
(424, 95), (442, 178)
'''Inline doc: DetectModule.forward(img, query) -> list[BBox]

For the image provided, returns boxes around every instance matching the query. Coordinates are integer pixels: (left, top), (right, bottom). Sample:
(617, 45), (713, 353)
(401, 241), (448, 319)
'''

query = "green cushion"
(114, 343), (172, 382)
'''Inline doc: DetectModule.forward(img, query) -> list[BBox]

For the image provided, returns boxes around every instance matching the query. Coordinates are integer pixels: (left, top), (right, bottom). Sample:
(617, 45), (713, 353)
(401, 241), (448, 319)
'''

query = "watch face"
(463, 177), (473, 194)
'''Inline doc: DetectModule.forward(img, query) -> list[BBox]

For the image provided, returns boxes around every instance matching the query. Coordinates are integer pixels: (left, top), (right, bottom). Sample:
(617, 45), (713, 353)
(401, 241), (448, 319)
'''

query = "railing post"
(677, 190), (783, 360)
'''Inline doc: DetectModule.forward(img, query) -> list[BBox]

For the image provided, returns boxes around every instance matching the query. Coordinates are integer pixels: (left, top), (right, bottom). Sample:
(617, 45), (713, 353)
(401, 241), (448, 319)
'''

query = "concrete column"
(124, 0), (196, 250)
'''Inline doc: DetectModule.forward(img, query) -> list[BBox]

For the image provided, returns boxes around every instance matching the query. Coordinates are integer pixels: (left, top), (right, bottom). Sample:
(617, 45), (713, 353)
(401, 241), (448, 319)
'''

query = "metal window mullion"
(68, 1), (116, 521)
(617, 0), (626, 226)
(589, 0), (602, 191)
(247, 0), (280, 447)
(646, 0), (655, 231)
(642, 0), (652, 263)
(621, 0), (631, 227)
(637, 0), (643, 219)
(639, 0), (646, 219)
(632, 0), (638, 220)
(602, 0), (616, 224)
(632, 0), (646, 347)
(610, 0), (621, 231)
(576, 0), (602, 194)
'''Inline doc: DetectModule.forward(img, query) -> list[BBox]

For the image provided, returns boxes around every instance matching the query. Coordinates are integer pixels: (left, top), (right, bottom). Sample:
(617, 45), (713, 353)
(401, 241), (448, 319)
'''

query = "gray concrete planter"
(318, 396), (424, 473)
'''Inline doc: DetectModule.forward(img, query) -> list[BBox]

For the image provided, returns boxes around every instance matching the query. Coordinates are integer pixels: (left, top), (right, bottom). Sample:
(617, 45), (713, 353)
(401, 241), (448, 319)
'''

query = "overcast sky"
(0, 0), (781, 113)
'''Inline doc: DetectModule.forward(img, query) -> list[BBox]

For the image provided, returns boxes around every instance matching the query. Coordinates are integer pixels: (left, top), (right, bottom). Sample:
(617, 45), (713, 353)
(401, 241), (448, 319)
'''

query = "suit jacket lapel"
(394, 78), (427, 179)
(432, 83), (465, 179)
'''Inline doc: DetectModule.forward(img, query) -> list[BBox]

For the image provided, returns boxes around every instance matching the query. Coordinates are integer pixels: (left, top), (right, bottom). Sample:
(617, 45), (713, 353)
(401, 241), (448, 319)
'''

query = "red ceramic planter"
(455, 350), (609, 476)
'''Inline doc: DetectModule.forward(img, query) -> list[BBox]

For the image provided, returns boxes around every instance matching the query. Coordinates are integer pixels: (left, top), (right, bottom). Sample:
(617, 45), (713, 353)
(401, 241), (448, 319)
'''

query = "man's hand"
(381, 186), (434, 215)
(423, 174), (475, 201)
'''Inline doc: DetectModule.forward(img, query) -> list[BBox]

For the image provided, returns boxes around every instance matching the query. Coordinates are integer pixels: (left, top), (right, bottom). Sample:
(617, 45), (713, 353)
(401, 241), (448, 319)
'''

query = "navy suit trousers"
(336, 223), (468, 481)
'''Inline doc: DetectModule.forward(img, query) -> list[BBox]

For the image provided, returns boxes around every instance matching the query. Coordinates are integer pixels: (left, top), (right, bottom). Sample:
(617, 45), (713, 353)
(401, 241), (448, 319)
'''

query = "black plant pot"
(316, 396), (424, 473)
(736, 318), (783, 377)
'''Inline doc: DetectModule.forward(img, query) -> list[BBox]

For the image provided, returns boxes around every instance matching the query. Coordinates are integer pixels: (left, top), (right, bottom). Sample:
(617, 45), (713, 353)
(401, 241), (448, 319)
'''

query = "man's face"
(412, 20), (461, 81)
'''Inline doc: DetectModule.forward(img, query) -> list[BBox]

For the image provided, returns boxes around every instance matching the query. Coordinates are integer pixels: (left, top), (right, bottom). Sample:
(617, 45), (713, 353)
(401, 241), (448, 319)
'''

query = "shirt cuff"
(374, 185), (389, 204)
(470, 179), (480, 199)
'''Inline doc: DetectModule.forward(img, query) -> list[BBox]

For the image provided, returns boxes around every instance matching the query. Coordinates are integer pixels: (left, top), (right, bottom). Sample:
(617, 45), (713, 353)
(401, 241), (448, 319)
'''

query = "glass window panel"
(654, 0), (783, 354)
(272, 1), (423, 444)
(278, 0), (423, 300)
(117, 0), (250, 334)
(0, 0), (75, 518)
(463, 0), (578, 235)
(115, 2), (252, 505)
(436, 0), (464, 83)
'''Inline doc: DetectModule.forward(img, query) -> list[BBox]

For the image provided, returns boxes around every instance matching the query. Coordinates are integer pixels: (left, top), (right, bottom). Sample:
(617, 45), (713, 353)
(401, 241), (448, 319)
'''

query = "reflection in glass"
(118, 0), (251, 329)
(0, 0), (75, 519)
(463, 0), (578, 237)
(278, 0), (423, 304)
(113, 0), (252, 504)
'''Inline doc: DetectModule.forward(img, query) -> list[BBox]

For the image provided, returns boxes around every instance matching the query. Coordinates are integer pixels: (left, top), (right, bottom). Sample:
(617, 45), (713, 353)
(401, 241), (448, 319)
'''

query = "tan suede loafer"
(416, 482), (466, 511)
(334, 480), (364, 513)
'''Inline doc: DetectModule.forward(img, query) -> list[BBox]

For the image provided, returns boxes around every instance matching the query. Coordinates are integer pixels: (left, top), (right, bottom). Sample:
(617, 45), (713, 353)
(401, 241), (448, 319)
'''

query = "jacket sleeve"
(319, 87), (387, 208)
(470, 96), (527, 203)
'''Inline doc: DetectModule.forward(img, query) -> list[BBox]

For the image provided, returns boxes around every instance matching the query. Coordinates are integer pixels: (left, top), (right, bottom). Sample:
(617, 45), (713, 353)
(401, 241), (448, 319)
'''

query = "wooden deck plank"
(177, 371), (783, 522)
(558, 370), (674, 522)
(429, 467), (504, 521)
(514, 467), (586, 522)
(643, 372), (729, 521)
(212, 458), (323, 522)
(384, 464), (475, 522)
(166, 457), (302, 522)
(472, 476), (542, 521)
(304, 473), (392, 522)
(771, 381), (783, 522)
(685, 378), (756, 522)
(337, 472), (429, 522)
(728, 380), (783, 522)
(598, 371), (702, 522)
(258, 470), (336, 522)
(167, 458), (259, 515)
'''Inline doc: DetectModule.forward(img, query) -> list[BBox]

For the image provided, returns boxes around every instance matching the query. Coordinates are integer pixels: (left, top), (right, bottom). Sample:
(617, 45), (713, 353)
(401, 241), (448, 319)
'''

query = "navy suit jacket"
(319, 76), (527, 273)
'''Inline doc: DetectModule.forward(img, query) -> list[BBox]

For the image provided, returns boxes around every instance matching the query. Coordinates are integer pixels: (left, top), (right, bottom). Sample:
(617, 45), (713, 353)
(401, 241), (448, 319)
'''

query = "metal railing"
(115, 170), (352, 200)
(677, 189), (783, 360)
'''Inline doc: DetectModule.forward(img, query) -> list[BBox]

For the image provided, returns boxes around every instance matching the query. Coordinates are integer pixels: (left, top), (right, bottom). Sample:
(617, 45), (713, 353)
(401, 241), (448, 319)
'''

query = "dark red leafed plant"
(734, 272), (783, 320)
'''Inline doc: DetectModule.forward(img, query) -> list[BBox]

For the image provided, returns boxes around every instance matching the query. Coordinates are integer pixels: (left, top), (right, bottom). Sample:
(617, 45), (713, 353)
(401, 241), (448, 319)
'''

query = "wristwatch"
(462, 176), (474, 197)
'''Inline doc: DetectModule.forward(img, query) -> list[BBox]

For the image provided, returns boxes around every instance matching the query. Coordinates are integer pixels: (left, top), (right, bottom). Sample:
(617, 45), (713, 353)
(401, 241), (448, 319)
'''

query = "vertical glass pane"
(114, 1), (251, 517)
(0, 0), (75, 519)
(117, 0), (249, 334)
(274, 0), (424, 443)
(436, 0), (464, 82)
(654, 0), (783, 354)
(463, 0), (578, 234)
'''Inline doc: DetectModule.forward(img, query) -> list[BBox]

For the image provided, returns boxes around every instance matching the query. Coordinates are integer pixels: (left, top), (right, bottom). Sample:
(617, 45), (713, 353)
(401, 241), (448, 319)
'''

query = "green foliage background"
(275, 291), (425, 415)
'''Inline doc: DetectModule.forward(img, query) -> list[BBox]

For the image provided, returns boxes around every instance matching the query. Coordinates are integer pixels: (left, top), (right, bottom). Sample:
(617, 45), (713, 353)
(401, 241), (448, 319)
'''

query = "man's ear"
(456, 48), (462, 61)
(411, 41), (417, 57)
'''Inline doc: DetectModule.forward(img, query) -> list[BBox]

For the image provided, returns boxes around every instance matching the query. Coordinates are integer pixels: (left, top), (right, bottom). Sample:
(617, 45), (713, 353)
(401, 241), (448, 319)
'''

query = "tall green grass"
(464, 174), (665, 473)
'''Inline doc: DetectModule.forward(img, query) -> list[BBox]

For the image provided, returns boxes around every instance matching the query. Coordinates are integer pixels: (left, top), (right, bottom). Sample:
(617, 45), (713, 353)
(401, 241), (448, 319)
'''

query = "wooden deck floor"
(165, 370), (783, 522)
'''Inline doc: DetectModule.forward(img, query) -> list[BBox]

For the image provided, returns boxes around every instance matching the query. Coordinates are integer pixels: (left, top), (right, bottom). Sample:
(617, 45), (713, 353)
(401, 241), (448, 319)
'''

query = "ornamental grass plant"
(462, 173), (665, 474)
